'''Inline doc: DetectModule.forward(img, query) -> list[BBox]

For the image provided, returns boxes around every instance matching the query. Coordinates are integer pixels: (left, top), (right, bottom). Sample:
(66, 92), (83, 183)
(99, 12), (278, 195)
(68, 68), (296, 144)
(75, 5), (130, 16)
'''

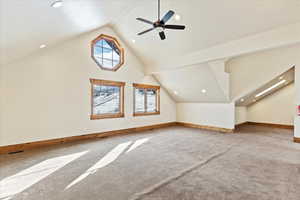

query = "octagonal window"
(91, 34), (124, 71)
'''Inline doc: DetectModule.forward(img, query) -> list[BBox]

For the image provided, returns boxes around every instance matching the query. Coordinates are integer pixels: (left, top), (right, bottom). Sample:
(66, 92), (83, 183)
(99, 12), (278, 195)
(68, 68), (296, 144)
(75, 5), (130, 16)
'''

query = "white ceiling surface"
(114, 0), (300, 67)
(2, 0), (300, 66)
(0, 0), (137, 65)
(155, 64), (227, 103)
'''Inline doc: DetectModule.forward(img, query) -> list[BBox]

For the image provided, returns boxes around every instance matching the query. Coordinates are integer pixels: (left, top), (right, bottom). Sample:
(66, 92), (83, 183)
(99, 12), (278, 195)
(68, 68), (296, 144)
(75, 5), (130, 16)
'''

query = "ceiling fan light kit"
(136, 0), (186, 40)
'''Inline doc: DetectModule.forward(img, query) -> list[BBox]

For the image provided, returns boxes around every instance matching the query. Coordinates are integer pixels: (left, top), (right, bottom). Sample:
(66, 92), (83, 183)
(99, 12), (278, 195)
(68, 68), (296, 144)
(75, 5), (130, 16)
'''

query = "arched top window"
(91, 34), (124, 71)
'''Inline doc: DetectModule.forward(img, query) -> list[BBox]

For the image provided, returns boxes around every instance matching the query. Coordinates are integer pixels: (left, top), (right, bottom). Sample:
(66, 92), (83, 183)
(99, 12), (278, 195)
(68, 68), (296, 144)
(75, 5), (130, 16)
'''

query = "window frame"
(133, 83), (160, 117)
(90, 79), (125, 120)
(91, 34), (125, 71)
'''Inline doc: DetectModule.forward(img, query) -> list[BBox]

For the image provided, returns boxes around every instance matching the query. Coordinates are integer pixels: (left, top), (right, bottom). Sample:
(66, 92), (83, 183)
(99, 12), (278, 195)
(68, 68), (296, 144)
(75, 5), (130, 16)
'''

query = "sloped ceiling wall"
(155, 43), (300, 104)
(155, 63), (228, 103)
(227, 44), (300, 100)
(247, 83), (295, 125)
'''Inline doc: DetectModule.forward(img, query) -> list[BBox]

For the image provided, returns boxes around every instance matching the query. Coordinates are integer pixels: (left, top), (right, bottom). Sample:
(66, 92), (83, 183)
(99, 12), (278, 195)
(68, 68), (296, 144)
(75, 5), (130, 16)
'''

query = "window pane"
(146, 89), (157, 112)
(102, 58), (114, 69)
(93, 85), (120, 115)
(135, 89), (145, 112)
(93, 38), (121, 69)
(113, 49), (120, 63)
(102, 48), (112, 60)
(102, 39), (111, 48)
(93, 45), (102, 56)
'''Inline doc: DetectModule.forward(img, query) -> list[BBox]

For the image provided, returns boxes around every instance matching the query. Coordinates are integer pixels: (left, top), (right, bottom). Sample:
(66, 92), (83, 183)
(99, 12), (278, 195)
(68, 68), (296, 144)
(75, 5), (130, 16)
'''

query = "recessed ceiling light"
(201, 89), (206, 93)
(51, 0), (63, 8)
(174, 91), (178, 95)
(279, 76), (283, 80)
(175, 14), (181, 21)
(240, 98), (244, 102)
(40, 44), (47, 49)
(255, 80), (286, 98)
(132, 39), (136, 43)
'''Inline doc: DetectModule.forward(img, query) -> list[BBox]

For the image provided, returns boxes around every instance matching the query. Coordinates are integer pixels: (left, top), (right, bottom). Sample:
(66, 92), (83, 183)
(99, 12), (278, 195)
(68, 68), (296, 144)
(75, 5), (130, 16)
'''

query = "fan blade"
(164, 25), (186, 30)
(159, 31), (166, 40)
(161, 10), (175, 23)
(138, 28), (155, 35)
(136, 18), (153, 25)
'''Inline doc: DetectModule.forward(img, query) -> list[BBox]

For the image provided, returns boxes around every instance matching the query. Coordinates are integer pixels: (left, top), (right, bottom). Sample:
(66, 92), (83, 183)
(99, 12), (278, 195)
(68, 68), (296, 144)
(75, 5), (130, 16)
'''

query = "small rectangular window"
(90, 79), (125, 120)
(133, 83), (160, 116)
(135, 88), (145, 113)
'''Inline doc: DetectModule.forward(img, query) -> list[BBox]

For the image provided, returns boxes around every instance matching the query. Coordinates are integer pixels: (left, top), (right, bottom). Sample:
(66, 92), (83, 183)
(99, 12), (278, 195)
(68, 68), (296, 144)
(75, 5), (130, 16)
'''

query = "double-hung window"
(90, 79), (125, 120)
(133, 83), (160, 116)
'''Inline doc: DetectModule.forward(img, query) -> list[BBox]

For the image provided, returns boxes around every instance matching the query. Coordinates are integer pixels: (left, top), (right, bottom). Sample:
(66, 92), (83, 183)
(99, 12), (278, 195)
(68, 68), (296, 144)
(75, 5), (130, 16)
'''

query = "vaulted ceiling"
(2, 0), (300, 66)
(1, 0), (300, 102)
(114, 0), (300, 67)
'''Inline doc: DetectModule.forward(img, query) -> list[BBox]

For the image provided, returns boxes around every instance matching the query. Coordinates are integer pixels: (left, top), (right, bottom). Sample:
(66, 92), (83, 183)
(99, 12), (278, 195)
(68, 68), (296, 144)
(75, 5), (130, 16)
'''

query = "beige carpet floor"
(0, 125), (299, 200)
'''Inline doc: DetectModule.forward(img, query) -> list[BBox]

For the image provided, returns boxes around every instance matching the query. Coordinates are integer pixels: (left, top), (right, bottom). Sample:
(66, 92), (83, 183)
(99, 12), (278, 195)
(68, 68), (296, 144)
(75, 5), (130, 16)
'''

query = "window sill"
(133, 112), (160, 117)
(90, 113), (124, 120)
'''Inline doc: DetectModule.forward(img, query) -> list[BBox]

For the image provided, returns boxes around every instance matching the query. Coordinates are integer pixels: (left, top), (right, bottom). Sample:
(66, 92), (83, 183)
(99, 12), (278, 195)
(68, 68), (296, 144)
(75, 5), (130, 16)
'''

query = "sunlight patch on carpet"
(0, 151), (88, 200)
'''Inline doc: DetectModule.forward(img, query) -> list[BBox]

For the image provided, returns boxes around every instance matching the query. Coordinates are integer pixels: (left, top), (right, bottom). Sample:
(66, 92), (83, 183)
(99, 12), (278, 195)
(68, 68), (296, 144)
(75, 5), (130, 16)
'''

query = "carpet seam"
(129, 145), (236, 200)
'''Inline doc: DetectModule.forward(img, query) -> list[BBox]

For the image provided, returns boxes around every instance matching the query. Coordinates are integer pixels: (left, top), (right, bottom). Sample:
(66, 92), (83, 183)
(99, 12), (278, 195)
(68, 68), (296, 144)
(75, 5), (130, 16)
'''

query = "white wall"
(0, 26), (176, 146)
(295, 67), (300, 138)
(247, 84), (295, 125)
(177, 103), (235, 129)
(0, 65), (4, 144)
(235, 106), (247, 125)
